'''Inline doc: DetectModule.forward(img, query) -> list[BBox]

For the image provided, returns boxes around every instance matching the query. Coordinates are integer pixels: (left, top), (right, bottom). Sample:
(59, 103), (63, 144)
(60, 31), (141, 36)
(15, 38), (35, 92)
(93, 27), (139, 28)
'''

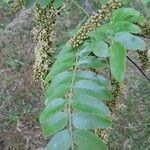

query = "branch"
(71, 0), (90, 17)
(126, 56), (150, 82)
(82, 0), (96, 16)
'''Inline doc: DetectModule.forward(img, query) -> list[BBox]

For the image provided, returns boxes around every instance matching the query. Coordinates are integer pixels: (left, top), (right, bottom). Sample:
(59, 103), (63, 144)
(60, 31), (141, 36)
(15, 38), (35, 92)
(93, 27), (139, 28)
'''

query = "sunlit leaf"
(40, 98), (67, 123)
(42, 112), (68, 137)
(73, 94), (111, 116)
(45, 129), (71, 150)
(73, 130), (108, 150)
(110, 42), (126, 82)
(72, 112), (112, 129)
(113, 32), (146, 51)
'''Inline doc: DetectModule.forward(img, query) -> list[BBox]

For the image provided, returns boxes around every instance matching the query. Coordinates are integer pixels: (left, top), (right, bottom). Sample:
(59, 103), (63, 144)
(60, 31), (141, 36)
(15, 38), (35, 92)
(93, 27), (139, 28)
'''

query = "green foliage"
(113, 32), (146, 51)
(90, 39), (109, 58)
(52, 0), (64, 9)
(27, 1), (147, 149)
(41, 43), (112, 149)
(110, 42), (126, 82)
(25, 0), (35, 8)
(37, 4), (148, 149)
(39, 0), (50, 8)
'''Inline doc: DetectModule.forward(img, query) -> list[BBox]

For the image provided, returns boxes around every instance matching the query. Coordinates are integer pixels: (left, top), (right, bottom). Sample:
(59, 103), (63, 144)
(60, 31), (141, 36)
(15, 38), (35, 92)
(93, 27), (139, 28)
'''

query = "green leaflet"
(45, 71), (73, 95)
(45, 83), (70, 105)
(55, 52), (75, 65)
(73, 130), (108, 150)
(25, 0), (35, 8)
(113, 32), (146, 51)
(45, 129), (71, 150)
(90, 39), (109, 58)
(112, 8), (145, 23)
(42, 112), (68, 137)
(78, 46), (91, 57)
(45, 61), (74, 83)
(56, 44), (73, 57)
(44, 45), (74, 84)
(111, 21), (141, 34)
(76, 71), (110, 87)
(52, 0), (64, 9)
(39, 98), (67, 124)
(73, 94), (111, 116)
(74, 80), (112, 100)
(72, 112), (112, 129)
(40, 0), (50, 8)
(78, 56), (107, 69)
(110, 42), (126, 82)
(88, 24), (110, 41)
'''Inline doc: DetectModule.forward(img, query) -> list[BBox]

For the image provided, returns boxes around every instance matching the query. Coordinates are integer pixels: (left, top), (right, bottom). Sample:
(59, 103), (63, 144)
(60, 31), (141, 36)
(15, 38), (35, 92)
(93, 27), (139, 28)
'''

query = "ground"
(0, 1), (150, 150)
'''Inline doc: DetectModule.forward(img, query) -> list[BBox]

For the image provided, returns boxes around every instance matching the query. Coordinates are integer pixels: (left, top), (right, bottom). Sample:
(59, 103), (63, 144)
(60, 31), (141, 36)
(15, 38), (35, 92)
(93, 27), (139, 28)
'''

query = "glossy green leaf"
(53, 0), (64, 9)
(72, 112), (112, 129)
(45, 129), (71, 150)
(88, 24), (110, 40)
(76, 71), (110, 87)
(111, 21), (141, 34)
(90, 39), (109, 58)
(55, 52), (74, 65)
(113, 32), (146, 51)
(57, 44), (73, 57)
(25, 0), (35, 8)
(74, 80), (112, 100)
(45, 83), (70, 105)
(42, 112), (68, 137)
(46, 71), (73, 91)
(40, 0), (50, 8)
(78, 46), (91, 57)
(110, 42), (126, 82)
(73, 94), (110, 116)
(73, 130), (108, 150)
(78, 56), (107, 69)
(40, 98), (67, 123)
(45, 61), (74, 83)
(112, 8), (145, 23)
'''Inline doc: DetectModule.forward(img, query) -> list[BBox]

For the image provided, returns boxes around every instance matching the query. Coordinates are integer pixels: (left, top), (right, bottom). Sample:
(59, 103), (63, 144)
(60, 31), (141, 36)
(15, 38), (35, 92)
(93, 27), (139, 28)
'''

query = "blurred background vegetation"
(0, 0), (150, 149)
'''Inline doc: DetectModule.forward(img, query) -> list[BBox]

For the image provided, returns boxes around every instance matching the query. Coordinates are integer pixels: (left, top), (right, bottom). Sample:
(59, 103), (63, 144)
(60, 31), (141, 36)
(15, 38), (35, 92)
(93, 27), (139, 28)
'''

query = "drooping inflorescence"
(33, 3), (57, 85)
(13, 0), (24, 13)
(69, 0), (122, 49)
(138, 21), (150, 37)
(137, 50), (149, 70)
(107, 78), (121, 111)
(137, 21), (150, 70)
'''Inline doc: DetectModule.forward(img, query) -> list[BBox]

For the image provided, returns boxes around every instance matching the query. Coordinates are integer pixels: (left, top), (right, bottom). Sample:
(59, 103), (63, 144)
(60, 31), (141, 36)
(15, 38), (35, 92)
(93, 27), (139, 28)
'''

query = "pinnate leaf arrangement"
(22, 0), (148, 149)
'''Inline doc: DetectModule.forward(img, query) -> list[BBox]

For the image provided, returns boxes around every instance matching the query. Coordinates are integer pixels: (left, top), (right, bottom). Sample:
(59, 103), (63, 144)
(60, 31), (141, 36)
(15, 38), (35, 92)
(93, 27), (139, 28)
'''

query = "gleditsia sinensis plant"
(21, 0), (149, 149)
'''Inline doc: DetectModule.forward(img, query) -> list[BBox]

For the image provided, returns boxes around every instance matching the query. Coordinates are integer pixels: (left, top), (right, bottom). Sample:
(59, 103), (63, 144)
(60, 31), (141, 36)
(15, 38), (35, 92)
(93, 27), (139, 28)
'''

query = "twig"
(68, 49), (79, 150)
(82, 0), (96, 16)
(71, 0), (90, 17)
(127, 56), (150, 82)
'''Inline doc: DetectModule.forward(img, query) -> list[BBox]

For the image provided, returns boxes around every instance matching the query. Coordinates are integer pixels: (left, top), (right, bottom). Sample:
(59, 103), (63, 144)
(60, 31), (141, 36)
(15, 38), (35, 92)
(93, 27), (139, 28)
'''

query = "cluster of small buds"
(137, 21), (149, 71)
(95, 128), (111, 143)
(69, 0), (122, 49)
(138, 21), (150, 37)
(107, 78), (120, 111)
(33, 3), (57, 84)
(137, 50), (149, 70)
(13, 0), (24, 13)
